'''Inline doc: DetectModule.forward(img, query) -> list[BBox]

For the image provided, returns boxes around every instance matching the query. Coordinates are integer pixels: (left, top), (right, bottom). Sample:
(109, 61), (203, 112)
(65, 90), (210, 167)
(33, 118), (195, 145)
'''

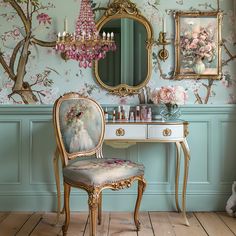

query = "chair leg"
(98, 192), (102, 225)
(88, 189), (99, 236)
(134, 178), (146, 231)
(62, 183), (71, 236)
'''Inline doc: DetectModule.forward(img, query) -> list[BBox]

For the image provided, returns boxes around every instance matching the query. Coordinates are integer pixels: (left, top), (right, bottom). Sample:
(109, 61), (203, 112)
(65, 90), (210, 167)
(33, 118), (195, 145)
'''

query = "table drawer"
(148, 124), (184, 140)
(105, 124), (147, 139)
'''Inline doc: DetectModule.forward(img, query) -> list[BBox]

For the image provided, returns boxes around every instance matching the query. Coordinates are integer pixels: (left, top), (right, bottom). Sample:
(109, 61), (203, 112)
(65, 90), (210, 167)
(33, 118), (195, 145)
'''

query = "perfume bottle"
(141, 105), (147, 121)
(117, 106), (122, 120)
(147, 107), (152, 121)
(129, 111), (134, 121)
(112, 110), (116, 121)
(136, 105), (140, 121)
(104, 107), (108, 121)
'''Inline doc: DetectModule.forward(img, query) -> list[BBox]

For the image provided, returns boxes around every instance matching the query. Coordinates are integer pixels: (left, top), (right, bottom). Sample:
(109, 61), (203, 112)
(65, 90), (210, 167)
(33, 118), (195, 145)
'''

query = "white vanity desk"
(104, 120), (190, 226)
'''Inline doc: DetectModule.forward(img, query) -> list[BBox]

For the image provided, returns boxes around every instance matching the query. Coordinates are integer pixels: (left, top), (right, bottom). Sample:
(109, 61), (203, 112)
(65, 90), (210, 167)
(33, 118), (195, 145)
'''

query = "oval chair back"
(53, 92), (105, 166)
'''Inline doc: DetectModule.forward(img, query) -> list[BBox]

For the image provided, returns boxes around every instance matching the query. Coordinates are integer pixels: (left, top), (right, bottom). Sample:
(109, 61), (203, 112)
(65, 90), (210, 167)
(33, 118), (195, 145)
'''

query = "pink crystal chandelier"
(55, 0), (116, 68)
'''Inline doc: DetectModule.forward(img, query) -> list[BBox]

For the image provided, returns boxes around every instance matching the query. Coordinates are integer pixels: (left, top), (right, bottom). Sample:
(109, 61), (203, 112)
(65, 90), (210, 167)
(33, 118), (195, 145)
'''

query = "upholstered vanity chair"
(53, 92), (146, 236)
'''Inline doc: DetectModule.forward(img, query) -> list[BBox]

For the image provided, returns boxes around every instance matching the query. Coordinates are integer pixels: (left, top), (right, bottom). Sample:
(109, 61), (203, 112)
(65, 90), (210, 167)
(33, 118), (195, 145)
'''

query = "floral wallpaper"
(0, 0), (235, 105)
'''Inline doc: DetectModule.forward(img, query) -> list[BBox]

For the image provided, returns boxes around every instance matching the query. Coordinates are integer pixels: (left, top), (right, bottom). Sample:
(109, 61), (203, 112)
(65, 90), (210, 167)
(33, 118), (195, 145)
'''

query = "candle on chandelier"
(107, 33), (110, 40)
(102, 31), (106, 40)
(111, 32), (114, 40)
(62, 31), (66, 40)
(58, 32), (61, 41)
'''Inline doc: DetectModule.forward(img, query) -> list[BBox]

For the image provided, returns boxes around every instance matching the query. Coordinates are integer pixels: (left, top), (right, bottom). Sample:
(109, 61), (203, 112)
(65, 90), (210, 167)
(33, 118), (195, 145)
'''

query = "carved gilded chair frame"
(53, 92), (146, 236)
(94, 0), (153, 96)
(174, 11), (223, 80)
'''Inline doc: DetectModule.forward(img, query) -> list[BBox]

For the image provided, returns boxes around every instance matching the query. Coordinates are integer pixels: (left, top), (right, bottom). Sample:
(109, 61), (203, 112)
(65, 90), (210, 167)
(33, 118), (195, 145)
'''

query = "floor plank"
(84, 212), (110, 236)
(149, 212), (175, 236)
(168, 212), (207, 236)
(195, 212), (235, 236)
(0, 212), (10, 224)
(16, 212), (43, 236)
(65, 212), (88, 236)
(217, 212), (236, 235)
(30, 213), (62, 236)
(109, 212), (137, 235)
(137, 212), (153, 236)
(0, 212), (33, 236)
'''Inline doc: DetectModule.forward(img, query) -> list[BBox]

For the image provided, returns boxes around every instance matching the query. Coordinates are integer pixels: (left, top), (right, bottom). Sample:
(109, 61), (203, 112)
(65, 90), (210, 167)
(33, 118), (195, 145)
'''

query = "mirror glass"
(97, 18), (148, 87)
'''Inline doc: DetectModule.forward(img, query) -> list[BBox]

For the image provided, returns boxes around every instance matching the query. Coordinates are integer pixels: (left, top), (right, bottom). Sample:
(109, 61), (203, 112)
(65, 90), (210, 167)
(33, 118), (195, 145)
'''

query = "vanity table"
(104, 120), (190, 226)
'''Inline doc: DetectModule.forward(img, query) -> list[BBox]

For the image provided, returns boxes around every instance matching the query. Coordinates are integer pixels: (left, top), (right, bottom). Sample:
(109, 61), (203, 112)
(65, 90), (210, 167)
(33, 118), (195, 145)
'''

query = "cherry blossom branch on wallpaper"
(0, 0), (56, 104)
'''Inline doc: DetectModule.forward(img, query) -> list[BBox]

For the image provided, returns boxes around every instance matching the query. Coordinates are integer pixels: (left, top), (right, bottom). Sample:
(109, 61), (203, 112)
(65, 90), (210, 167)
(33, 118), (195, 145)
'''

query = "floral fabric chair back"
(53, 93), (104, 164)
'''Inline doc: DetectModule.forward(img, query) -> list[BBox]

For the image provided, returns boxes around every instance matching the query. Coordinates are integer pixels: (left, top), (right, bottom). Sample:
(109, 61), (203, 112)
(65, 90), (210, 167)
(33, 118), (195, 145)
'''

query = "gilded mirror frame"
(173, 11), (223, 80)
(94, 0), (153, 96)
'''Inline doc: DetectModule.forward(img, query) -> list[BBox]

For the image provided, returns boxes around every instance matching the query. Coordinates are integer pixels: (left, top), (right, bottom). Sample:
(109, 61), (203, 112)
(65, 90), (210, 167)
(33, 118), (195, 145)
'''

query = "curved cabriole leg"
(98, 192), (102, 225)
(53, 148), (61, 225)
(175, 142), (181, 212)
(88, 189), (100, 236)
(134, 177), (146, 231)
(180, 139), (190, 226)
(62, 183), (71, 236)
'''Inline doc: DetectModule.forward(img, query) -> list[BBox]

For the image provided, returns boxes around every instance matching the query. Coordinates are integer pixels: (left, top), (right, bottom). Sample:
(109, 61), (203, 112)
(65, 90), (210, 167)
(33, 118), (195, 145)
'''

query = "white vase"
(193, 59), (205, 74)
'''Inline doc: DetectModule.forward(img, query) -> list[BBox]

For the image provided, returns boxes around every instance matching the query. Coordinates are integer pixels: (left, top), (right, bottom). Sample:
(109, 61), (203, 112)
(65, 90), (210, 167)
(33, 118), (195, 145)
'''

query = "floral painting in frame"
(174, 11), (223, 79)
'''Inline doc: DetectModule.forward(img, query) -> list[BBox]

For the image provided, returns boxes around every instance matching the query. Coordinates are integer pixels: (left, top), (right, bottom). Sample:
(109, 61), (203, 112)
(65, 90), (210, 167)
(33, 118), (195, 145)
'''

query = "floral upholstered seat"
(53, 92), (146, 236)
(63, 158), (144, 186)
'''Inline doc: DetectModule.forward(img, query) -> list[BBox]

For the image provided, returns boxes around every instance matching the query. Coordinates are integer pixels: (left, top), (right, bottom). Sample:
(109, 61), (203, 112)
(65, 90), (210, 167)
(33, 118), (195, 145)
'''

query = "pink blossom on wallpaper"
(1, 28), (20, 42)
(37, 13), (51, 25)
(119, 97), (128, 105)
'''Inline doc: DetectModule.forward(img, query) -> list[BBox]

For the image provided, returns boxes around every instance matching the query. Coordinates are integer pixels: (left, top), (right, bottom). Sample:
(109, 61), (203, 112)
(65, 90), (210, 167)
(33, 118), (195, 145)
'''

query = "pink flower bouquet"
(151, 86), (188, 106)
(151, 86), (188, 120)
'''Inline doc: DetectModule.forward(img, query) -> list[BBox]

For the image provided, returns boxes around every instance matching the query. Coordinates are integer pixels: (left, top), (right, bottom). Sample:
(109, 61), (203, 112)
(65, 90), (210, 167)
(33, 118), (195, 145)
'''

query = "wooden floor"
(0, 211), (236, 236)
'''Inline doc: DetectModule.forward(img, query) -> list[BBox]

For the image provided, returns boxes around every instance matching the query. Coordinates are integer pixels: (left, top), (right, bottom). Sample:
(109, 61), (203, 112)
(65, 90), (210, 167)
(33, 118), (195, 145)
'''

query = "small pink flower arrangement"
(151, 86), (188, 106)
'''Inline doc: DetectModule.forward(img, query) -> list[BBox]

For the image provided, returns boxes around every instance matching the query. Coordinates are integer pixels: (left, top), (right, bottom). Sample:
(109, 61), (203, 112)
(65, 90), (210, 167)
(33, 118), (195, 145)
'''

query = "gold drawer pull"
(116, 128), (125, 136)
(163, 128), (172, 136)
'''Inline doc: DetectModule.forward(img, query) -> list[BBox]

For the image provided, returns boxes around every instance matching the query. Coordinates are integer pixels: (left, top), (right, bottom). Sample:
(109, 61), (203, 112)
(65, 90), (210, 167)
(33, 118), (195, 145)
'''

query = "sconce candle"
(162, 17), (166, 33)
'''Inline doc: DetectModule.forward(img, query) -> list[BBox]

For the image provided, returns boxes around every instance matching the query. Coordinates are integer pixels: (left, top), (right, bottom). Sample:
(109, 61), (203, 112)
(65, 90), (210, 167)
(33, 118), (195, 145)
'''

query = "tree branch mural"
(0, 0), (56, 104)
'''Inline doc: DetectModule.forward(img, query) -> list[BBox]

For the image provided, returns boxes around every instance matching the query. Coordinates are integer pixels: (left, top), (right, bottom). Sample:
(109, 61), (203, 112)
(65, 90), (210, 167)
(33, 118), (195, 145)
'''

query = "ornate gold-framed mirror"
(94, 0), (153, 96)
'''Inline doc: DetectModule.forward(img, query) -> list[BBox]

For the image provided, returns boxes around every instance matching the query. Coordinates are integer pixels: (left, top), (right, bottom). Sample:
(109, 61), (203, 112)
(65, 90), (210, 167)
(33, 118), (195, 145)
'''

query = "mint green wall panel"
(219, 120), (236, 183)
(30, 120), (55, 185)
(138, 143), (169, 184)
(187, 121), (209, 184)
(0, 105), (236, 211)
(0, 121), (21, 184)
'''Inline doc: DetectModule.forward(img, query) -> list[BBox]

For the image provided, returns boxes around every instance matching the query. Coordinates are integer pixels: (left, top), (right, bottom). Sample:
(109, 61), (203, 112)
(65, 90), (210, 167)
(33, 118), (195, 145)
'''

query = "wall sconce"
(153, 17), (171, 62)
(154, 32), (171, 62)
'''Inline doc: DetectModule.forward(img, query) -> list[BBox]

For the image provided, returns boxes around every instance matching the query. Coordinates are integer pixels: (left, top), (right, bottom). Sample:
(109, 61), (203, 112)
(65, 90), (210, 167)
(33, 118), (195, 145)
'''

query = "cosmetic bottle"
(104, 107), (108, 121)
(129, 111), (134, 121)
(136, 105), (140, 121)
(117, 106), (122, 120)
(112, 110), (116, 121)
(147, 107), (152, 121)
(141, 105), (147, 121)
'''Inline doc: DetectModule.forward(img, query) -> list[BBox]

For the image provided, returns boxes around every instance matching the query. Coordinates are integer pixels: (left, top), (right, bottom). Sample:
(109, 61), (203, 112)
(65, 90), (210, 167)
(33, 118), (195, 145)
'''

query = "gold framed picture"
(174, 11), (223, 79)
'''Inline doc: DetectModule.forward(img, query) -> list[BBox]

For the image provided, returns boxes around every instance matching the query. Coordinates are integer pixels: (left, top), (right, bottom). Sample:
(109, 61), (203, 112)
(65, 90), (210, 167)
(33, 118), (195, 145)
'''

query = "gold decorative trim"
(94, 0), (153, 96)
(116, 127), (125, 136)
(162, 128), (172, 137)
(173, 11), (223, 80)
(105, 0), (140, 16)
